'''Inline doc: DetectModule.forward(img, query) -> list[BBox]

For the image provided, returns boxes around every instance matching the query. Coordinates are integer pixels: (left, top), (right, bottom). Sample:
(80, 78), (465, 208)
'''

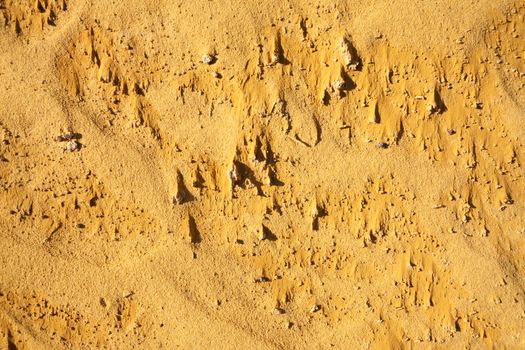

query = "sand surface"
(0, 0), (524, 348)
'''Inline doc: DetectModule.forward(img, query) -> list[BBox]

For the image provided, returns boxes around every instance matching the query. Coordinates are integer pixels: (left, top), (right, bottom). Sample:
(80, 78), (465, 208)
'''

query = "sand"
(0, 0), (524, 348)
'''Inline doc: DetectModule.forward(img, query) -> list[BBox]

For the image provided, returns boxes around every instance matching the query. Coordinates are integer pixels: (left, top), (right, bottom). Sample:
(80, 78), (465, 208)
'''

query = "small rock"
(309, 304), (320, 313)
(339, 36), (361, 70)
(332, 78), (345, 92)
(211, 71), (222, 79)
(201, 54), (216, 65)
(272, 307), (285, 315)
(228, 165), (239, 189)
(254, 276), (270, 283)
(66, 140), (81, 152)
(426, 103), (436, 114)
(257, 228), (266, 241)
(270, 52), (280, 65)
(56, 132), (81, 142)
(173, 190), (190, 205)
(285, 321), (293, 329)
(376, 142), (388, 149)
(122, 291), (134, 298)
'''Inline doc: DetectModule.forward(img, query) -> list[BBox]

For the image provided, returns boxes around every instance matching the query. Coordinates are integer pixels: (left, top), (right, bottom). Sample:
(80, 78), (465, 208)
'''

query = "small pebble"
(173, 190), (191, 205)
(309, 304), (320, 313)
(257, 229), (267, 241)
(254, 276), (270, 283)
(332, 78), (345, 91)
(66, 140), (81, 152)
(272, 307), (285, 315)
(270, 51), (282, 65)
(56, 132), (80, 142)
(376, 142), (388, 149)
(201, 54), (216, 65)
(122, 291), (134, 298)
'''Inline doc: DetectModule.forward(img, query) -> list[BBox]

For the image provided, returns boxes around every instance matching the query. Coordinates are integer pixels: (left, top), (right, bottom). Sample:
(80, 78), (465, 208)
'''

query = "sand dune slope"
(1, 0), (524, 348)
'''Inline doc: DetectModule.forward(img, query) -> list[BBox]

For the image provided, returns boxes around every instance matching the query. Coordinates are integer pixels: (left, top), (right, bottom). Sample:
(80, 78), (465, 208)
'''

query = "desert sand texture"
(0, 0), (525, 349)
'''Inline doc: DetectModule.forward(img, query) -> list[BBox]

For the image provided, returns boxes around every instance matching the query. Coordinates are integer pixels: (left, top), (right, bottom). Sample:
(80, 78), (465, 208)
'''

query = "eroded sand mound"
(0, 0), (524, 348)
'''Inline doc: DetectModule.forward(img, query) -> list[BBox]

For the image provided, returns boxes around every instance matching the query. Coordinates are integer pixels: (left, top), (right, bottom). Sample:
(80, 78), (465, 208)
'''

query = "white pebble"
(66, 140), (80, 152)
(309, 304), (320, 313)
(201, 54), (215, 65)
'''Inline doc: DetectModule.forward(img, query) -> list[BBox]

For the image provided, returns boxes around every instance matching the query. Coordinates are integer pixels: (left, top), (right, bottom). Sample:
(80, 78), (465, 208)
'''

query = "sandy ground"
(0, 0), (524, 348)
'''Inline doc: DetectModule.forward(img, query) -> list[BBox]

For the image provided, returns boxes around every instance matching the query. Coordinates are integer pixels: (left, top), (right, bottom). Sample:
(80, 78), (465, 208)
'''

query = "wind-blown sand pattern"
(0, 0), (524, 348)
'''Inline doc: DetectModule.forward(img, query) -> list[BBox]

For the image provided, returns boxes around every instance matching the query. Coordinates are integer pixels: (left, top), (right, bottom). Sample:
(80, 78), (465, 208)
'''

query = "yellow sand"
(0, 0), (524, 348)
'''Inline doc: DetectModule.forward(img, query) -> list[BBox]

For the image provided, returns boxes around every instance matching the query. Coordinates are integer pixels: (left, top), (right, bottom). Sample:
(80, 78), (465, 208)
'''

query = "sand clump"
(0, 0), (525, 349)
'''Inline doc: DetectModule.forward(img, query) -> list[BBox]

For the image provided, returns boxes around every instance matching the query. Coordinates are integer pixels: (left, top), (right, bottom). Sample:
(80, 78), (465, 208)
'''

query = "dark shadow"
(312, 205), (328, 231)
(37, 1), (46, 12)
(192, 167), (206, 188)
(312, 216), (320, 231)
(322, 90), (331, 106)
(299, 17), (308, 38)
(262, 225), (277, 241)
(47, 10), (57, 26)
(265, 141), (277, 164)
(268, 167), (284, 187)
(273, 34), (291, 65)
(314, 117), (322, 145)
(7, 330), (17, 350)
(188, 215), (201, 244)
(395, 120), (405, 144)
(134, 83), (145, 96)
(233, 161), (265, 196)
(175, 171), (195, 204)
(338, 69), (356, 97)
(15, 19), (22, 35)
(434, 88), (447, 113)
(56, 132), (82, 142)
(254, 137), (266, 162)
